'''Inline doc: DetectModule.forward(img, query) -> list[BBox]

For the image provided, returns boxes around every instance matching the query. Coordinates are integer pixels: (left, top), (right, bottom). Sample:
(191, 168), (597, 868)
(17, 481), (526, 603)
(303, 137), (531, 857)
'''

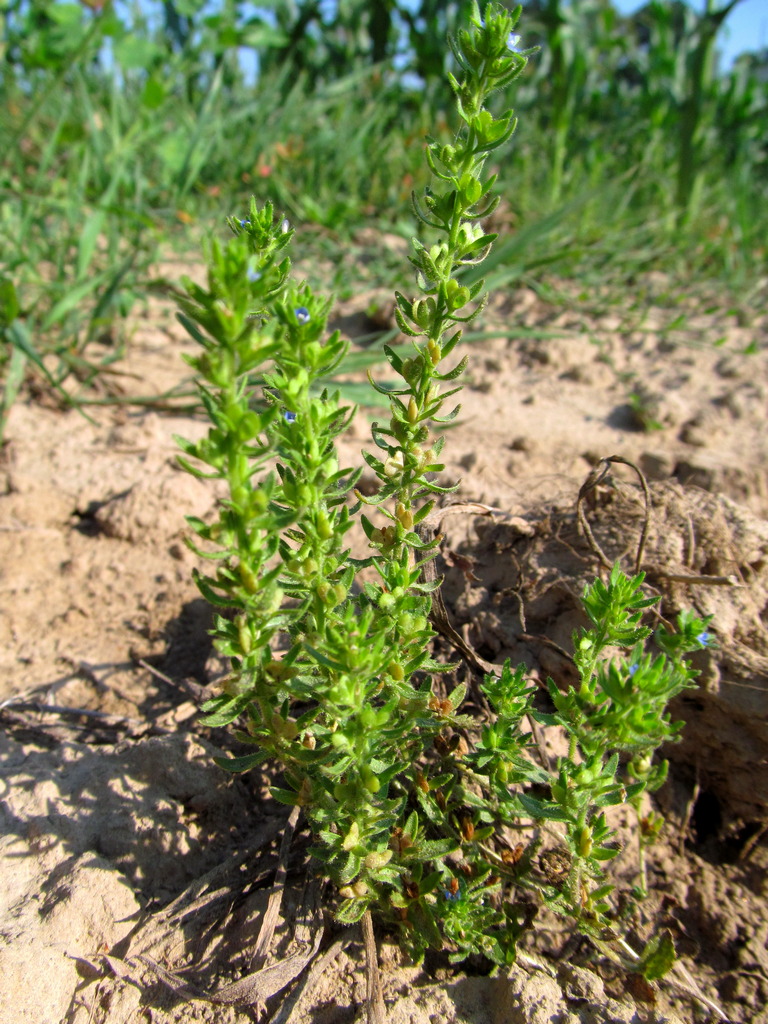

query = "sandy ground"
(1, 252), (767, 1024)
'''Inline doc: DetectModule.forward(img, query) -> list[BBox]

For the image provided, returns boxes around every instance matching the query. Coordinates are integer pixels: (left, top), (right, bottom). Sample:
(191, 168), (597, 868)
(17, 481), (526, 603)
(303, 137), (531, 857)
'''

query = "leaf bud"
(239, 411), (260, 440)
(411, 299), (427, 328)
(352, 880), (369, 897)
(413, 296), (437, 330)
(383, 451), (404, 479)
(396, 503), (414, 529)
(231, 483), (248, 507)
(304, 341), (323, 365)
(236, 615), (252, 655)
(427, 339), (440, 366)
(389, 661), (405, 681)
(264, 659), (296, 682)
(401, 356), (424, 385)
(360, 707), (378, 729)
(259, 584), (282, 615)
(389, 416), (407, 442)
(271, 713), (299, 741)
(446, 279), (470, 311)
(221, 674), (250, 696)
(342, 821), (360, 850)
(316, 510), (333, 540)
(407, 397), (419, 424)
(457, 222), (484, 252)
(381, 525), (396, 548)
(418, 447), (436, 470)
(551, 779), (567, 804)
(629, 754), (652, 778)
(454, 286), (473, 309)
(429, 241), (449, 270)
(458, 172), (482, 205)
(397, 612), (414, 635)
(333, 781), (354, 801)
(239, 562), (259, 594)
(364, 849), (393, 870)
(579, 826), (593, 858)
(284, 367), (309, 397)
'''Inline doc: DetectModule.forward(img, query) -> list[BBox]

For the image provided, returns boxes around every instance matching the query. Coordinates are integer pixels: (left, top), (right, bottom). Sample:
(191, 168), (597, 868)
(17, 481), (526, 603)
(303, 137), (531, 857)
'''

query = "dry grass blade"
(271, 936), (350, 1024)
(113, 815), (287, 962)
(116, 880), (325, 1013)
(250, 804), (302, 970)
(362, 910), (387, 1024)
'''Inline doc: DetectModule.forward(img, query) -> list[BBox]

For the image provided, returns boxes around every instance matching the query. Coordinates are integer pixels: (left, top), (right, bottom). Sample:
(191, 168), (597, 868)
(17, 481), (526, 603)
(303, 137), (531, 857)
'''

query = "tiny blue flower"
(696, 631), (711, 647)
(246, 267), (262, 283)
(295, 307), (311, 325)
(284, 410), (297, 423)
(507, 32), (522, 52)
(628, 664), (640, 677)
(443, 888), (461, 902)
(239, 218), (251, 228)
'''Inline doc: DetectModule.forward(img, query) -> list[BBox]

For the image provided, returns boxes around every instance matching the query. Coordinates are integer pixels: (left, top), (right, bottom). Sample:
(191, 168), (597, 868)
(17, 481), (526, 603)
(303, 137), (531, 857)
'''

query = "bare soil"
(1, 256), (766, 1024)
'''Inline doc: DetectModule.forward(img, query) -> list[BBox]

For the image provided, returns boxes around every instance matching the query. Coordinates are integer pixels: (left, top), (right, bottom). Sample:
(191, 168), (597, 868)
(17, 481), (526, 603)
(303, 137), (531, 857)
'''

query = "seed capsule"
(395, 503), (414, 530)
(316, 511), (333, 540)
(579, 826), (593, 858)
(236, 615), (252, 655)
(239, 562), (259, 594)
(364, 849), (393, 870)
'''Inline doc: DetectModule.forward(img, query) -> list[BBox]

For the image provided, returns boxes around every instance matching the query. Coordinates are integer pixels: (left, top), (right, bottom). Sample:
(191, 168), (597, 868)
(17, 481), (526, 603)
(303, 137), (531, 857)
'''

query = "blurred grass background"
(0, 0), (766, 434)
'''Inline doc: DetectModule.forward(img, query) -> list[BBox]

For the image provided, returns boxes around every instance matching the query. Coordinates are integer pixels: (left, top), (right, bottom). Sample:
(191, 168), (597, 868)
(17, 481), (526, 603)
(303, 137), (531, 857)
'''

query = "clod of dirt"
(440, 478), (768, 827)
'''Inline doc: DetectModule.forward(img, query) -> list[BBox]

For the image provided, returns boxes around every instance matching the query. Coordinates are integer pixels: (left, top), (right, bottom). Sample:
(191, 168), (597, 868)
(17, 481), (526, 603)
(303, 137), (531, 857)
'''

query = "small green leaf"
(518, 792), (569, 822)
(270, 787), (302, 806)
(638, 930), (676, 981)
(77, 211), (106, 279)
(416, 838), (460, 859)
(214, 750), (268, 773)
(335, 898), (370, 924)
(0, 277), (19, 326)
(200, 692), (253, 727)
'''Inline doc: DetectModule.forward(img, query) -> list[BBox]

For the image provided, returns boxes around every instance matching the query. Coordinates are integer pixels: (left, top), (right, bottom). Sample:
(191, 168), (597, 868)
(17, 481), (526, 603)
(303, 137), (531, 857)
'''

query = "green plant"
(177, 1), (714, 981)
(4, 0), (764, 425)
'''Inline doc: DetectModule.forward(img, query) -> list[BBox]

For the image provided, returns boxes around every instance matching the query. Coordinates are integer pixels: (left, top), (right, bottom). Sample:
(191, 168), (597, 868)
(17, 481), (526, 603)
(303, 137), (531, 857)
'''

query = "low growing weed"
(177, 0), (713, 989)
